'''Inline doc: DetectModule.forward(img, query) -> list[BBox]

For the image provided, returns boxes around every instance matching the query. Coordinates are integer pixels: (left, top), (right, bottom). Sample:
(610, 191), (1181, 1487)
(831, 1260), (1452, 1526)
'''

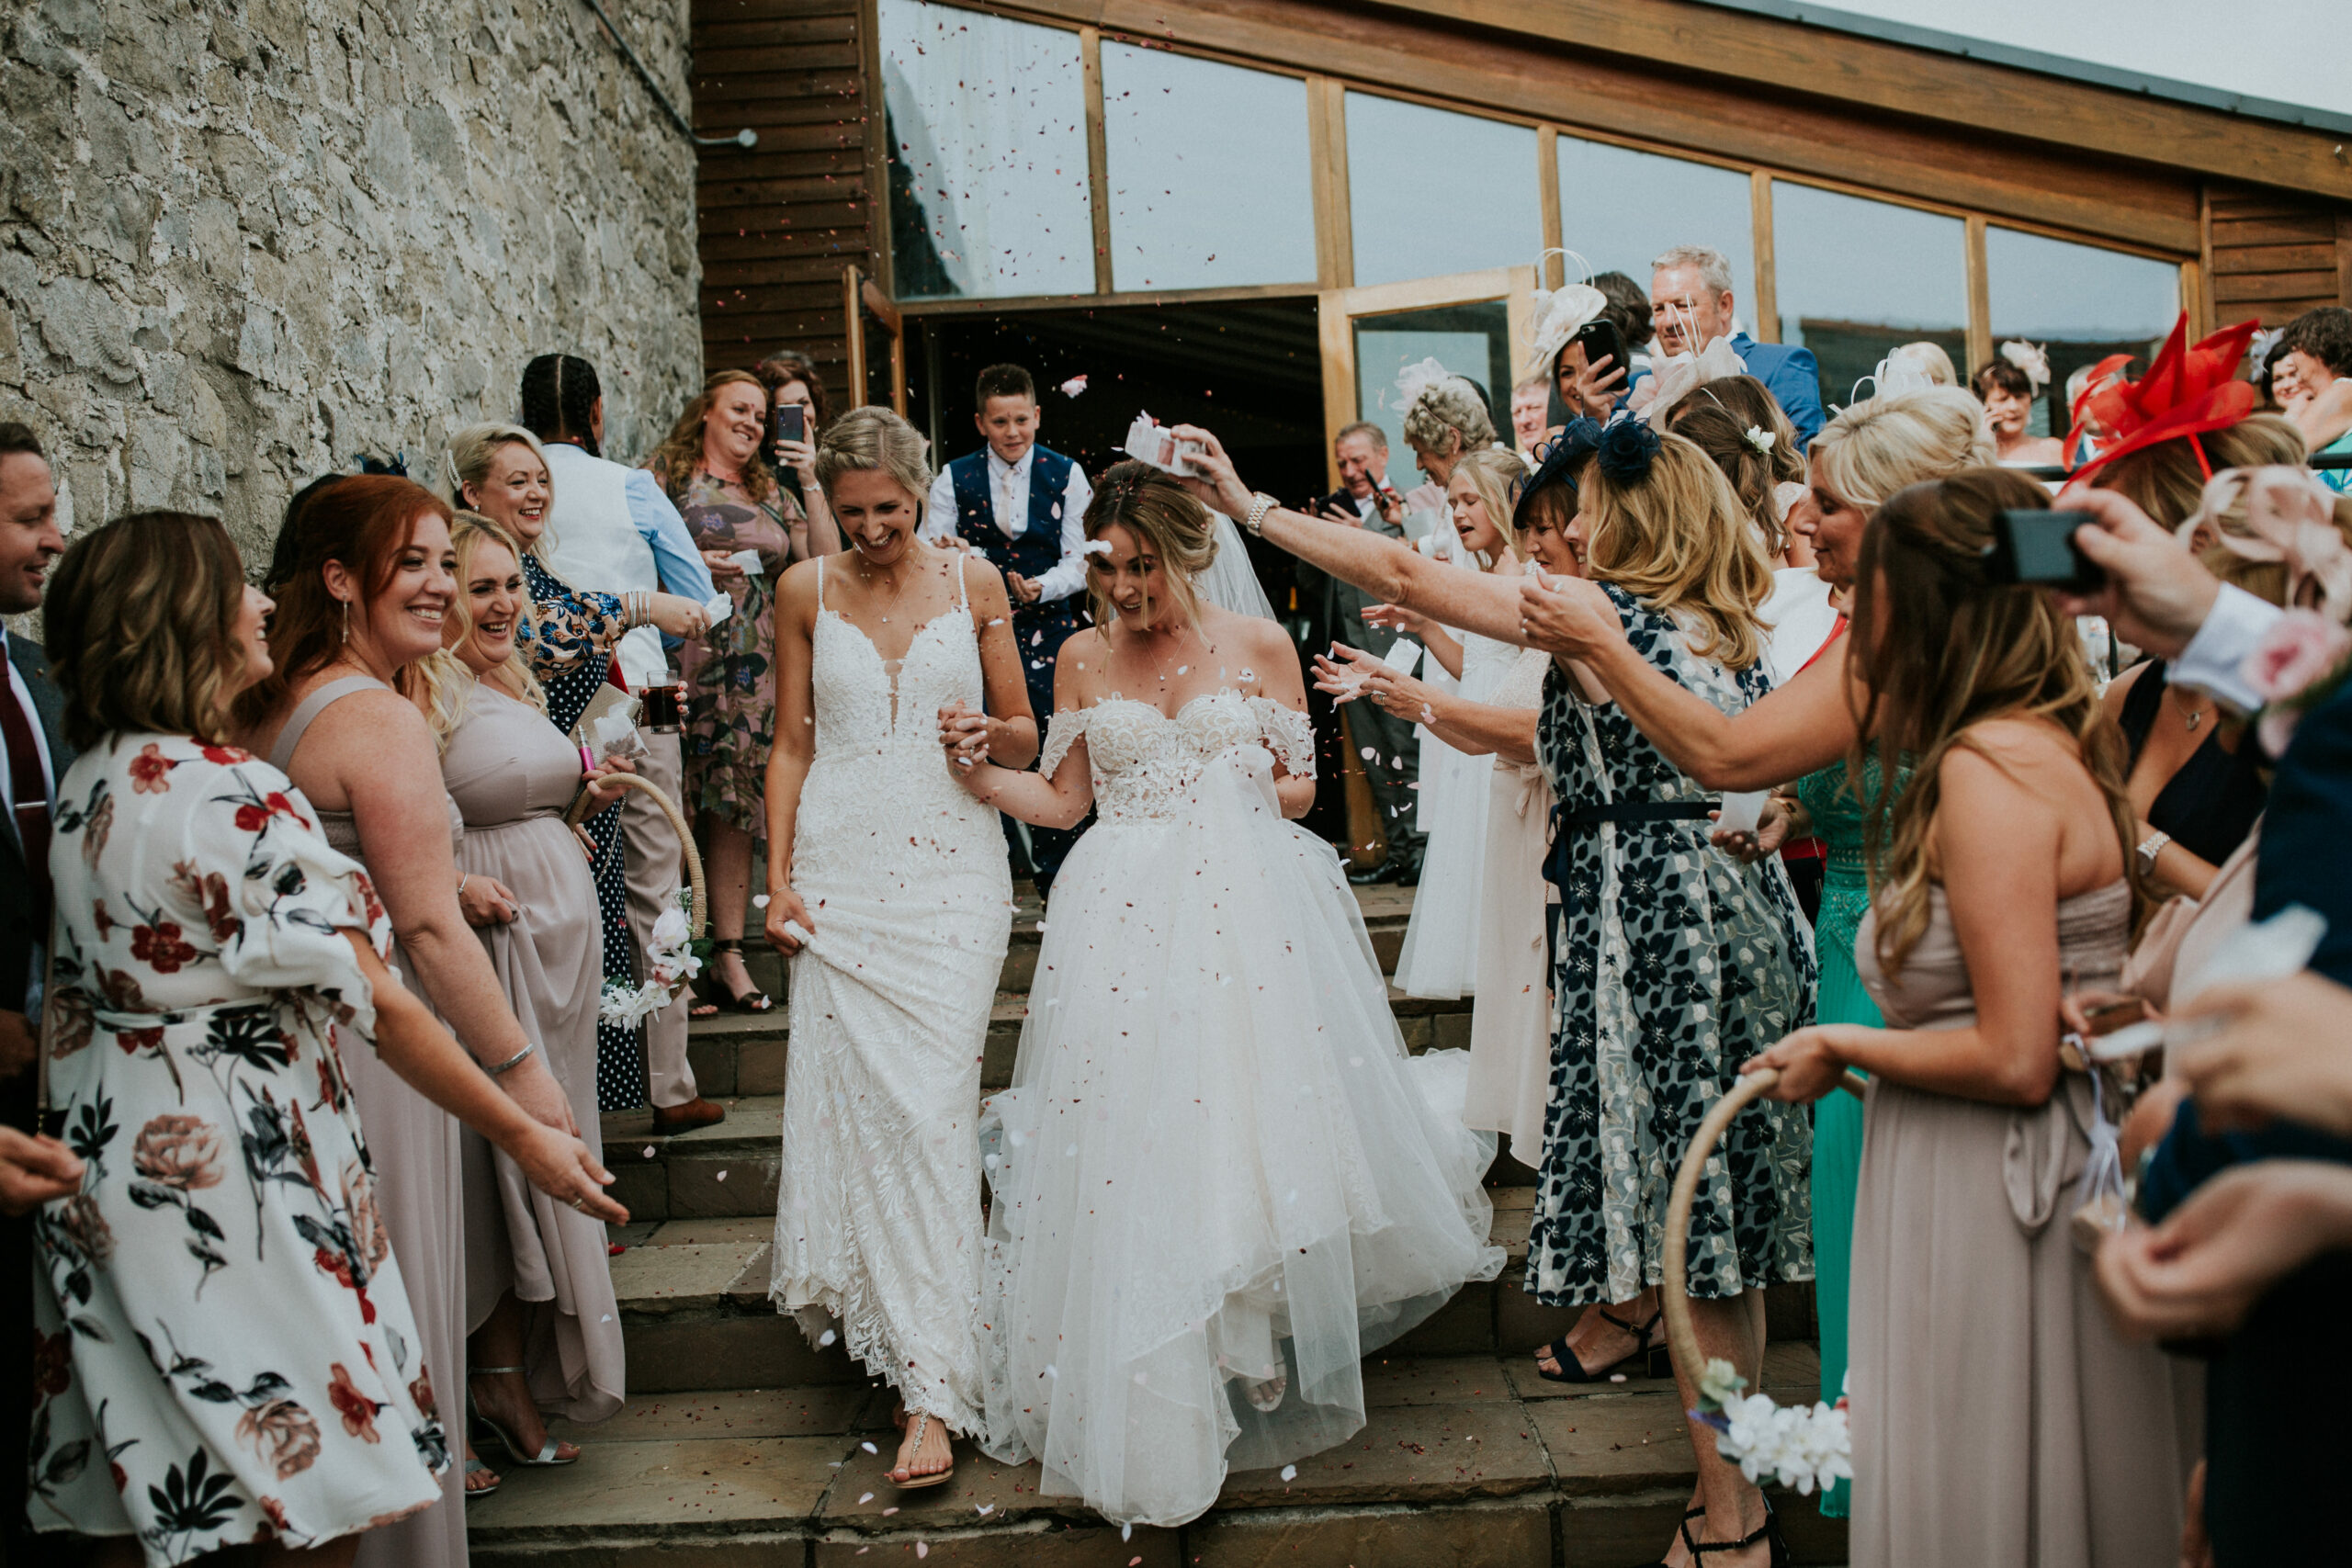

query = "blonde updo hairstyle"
(445, 423), (558, 560)
(410, 511), (547, 753)
(813, 405), (934, 518)
(1401, 377), (1497, 463)
(2092, 413), (2307, 530)
(1577, 432), (1775, 671)
(1450, 446), (1526, 569)
(1081, 459), (1218, 632)
(1809, 386), (1997, 513)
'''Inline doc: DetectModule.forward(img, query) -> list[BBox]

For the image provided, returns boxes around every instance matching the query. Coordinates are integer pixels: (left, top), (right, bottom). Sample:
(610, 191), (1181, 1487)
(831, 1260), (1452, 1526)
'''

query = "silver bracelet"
(487, 1041), (537, 1077)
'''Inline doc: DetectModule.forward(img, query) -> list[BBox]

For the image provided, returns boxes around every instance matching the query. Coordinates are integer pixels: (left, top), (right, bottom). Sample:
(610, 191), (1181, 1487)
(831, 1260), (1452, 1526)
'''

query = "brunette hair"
(1846, 468), (2138, 976)
(975, 363), (1035, 407)
(1591, 270), (1655, 352)
(1081, 459), (1217, 632)
(519, 354), (601, 456)
(45, 511), (250, 751)
(1664, 375), (1804, 555)
(1971, 357), (2034, 402)
(754, 349), (834, 432)
(647, 369), (779, 508)
(2093, 414), (2307, 528)
(237, 475), (453, 728)
(1577, 431), (1773, 670)
(0, 422), (43, 462)
(412, 513), (545, 751)
(2281, 306), (2352, 378)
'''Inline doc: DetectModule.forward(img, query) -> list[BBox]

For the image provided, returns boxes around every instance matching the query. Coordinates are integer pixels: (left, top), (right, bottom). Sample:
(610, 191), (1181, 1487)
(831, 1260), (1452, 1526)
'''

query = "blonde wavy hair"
(412, 512), (547, 752)
(1577, 431), (1774, 671)
(1401, 378), (1497, 461)
(1450, 446), (1525, 570)
(814, 405), (933, 515)
(44, 511), (251, 751)
(1847, 468), (2140, 976)
(1810, 386), (1996, 512)
(446, 423), (559, 562)
(1081, 460), (1217, 633)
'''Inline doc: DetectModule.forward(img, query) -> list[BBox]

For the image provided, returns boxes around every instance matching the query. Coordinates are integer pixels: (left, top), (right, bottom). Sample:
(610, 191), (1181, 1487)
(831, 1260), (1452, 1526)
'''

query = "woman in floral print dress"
(30, 511), (619, 1566)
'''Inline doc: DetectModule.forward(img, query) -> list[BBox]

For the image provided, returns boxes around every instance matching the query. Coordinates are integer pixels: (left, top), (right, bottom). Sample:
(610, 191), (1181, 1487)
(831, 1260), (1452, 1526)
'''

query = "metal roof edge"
(1684, 0), (2352, 139)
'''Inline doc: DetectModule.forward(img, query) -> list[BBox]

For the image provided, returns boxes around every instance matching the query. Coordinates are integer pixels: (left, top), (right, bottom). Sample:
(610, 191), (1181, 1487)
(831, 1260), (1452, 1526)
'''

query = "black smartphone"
(771, 402), (807, 448)
(1983, 509), (2103, 593)
(1571, 318), (1629, 385)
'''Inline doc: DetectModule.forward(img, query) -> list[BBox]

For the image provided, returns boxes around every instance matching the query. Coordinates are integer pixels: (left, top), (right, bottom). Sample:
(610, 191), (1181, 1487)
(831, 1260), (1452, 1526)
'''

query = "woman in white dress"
(762, 409), (1036, 1490)
(1361, 447), (1536, 1000)
(940, 463), (1504, 1528)
(1314, 476), (1589, 1165)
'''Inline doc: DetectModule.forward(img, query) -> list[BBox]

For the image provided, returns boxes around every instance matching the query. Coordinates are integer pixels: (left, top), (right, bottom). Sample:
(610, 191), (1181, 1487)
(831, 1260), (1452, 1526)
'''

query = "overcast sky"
(1803, 0), (2351, 118)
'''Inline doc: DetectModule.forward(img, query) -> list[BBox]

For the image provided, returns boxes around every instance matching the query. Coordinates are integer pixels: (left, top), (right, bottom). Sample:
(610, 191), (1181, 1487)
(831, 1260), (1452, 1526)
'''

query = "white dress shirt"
(922, 446), (1094, 604)
(1, 626), (56, 828)
(2172, 581), (2284, 716)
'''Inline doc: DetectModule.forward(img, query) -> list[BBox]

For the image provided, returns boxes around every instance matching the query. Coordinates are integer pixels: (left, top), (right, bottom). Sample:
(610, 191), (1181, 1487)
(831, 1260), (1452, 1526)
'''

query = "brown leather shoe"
(650, 1097), (727, 1134)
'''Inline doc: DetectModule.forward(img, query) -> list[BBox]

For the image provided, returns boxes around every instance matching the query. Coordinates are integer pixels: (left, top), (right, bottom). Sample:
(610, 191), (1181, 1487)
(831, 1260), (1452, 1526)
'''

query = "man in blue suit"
(1646, 244), (1826, 450)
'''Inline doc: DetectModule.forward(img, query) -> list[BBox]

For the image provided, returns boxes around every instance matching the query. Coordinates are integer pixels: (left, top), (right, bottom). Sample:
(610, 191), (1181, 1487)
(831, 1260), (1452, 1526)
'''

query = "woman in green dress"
(647, 370), (820, 1015)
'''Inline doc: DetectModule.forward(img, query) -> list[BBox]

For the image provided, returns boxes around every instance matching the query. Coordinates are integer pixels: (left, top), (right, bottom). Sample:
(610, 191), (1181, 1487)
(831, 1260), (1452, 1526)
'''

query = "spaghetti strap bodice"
(269, 673), (462, 859)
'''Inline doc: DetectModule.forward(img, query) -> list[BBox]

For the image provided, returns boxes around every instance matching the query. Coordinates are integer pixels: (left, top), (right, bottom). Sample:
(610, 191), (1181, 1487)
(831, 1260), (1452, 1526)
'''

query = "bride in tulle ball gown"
(936, 462), (1504, 1529)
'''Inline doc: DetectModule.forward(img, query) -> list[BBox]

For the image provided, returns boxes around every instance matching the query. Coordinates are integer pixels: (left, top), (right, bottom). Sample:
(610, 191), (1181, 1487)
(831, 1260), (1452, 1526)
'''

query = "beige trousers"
(626, 729), (698, 1108)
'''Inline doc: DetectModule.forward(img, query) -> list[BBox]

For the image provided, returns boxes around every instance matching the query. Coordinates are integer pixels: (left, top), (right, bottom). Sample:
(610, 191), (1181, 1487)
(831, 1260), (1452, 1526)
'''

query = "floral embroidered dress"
(31, 735), (448, 1565)
(664, 468), (796, 835)
(1525, 585), (1816, 1309)
(515, 550), (646, 1111)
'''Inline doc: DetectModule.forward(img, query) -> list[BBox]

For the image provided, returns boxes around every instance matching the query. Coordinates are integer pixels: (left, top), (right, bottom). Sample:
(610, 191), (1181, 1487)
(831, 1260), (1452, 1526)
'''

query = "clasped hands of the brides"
(938, 701), (990, 769)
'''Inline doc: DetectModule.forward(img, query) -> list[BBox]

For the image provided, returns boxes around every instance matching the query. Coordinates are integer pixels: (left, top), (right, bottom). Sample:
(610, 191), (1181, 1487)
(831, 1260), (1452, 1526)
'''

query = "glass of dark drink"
(641, 682), (684, 733)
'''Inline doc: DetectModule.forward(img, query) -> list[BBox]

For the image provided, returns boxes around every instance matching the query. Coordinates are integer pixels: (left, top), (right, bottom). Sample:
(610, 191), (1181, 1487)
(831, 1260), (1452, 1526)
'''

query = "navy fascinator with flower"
(1510, 417), (1604, 531)
(1595, 417), (1660, 485)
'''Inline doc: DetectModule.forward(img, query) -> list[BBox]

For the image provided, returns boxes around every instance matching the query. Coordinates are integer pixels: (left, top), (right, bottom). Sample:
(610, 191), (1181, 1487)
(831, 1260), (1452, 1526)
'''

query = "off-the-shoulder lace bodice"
(1041, 690), (1315, 825)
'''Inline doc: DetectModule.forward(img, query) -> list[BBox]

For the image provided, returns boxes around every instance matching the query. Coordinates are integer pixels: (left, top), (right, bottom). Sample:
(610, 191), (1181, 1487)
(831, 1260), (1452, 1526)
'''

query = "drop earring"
(340, 598), (351, 644)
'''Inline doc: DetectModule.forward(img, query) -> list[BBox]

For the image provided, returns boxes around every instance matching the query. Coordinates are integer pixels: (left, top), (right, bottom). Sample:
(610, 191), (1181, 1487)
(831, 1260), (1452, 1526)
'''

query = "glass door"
(843, 265), (908, 416)
(1317, 265), (1535, 493)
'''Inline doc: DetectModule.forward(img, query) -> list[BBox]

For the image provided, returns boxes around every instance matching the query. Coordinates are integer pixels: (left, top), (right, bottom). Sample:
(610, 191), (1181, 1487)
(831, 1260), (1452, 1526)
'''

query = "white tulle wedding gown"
(976, 689), (1505, 1527)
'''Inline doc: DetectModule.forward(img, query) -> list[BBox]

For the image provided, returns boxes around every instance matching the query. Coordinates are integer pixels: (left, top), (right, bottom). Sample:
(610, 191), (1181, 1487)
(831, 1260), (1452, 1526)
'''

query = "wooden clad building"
(689, 0), (2352, 452)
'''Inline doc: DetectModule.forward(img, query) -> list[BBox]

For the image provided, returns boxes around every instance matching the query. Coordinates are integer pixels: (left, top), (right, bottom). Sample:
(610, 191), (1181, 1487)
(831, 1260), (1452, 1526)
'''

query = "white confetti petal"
(859, 1492), (875, 1504)
(1281, 1463), (1298, 1482)
(819, 1329), (838, 1347)
(715, 1169), (728, 1181)
(862, 1441), (878, 1453)
(752, 893), (771, 908)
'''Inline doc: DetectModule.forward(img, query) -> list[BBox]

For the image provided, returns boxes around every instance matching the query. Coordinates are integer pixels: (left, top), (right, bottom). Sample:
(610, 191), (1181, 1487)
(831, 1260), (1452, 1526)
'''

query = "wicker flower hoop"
(567, 773), (707, 938)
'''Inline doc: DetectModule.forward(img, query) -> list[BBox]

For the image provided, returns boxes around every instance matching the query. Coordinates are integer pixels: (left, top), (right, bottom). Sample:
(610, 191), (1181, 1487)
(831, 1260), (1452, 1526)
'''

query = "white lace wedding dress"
(769, 558), (1012, 1433)
(976, 690), (1506, 1527)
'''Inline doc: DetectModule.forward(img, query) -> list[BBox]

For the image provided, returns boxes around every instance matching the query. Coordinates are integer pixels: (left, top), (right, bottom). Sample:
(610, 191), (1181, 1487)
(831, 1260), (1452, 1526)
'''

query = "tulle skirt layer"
(977, 750), (1504, 1527)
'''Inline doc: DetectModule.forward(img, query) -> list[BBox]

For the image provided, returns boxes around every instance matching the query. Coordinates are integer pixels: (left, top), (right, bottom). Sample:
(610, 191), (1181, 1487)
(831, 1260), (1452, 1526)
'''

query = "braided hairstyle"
(519, 354), (602, 457)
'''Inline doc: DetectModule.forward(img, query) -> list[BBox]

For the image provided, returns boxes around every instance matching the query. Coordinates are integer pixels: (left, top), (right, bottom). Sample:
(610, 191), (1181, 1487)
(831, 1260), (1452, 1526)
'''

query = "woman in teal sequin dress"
(1783, 747), (1900, 1519)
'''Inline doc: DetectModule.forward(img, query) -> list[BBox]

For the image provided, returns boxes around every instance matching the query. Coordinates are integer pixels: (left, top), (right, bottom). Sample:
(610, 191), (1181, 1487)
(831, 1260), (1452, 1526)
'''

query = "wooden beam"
(857, 0), (894, 297)
(1537, 127), (1562, 291)
(2339, 213), (2352, 307)
(1963, 214), (1991, 374)
(899, 280), (1321, 316)
(1748, 170), (1777, 345)
(1080, 26), (1115, 296)
(1307, 75), (1353, 290)
(843, 265), (867, 407)
(2199, 186), (2217, 339)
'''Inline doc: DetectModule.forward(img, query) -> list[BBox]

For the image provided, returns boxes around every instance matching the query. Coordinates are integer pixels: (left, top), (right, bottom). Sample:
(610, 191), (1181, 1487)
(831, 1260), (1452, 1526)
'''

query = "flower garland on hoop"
(599, 890), (707, 1025)
(1692, 1359), (1853, 1496)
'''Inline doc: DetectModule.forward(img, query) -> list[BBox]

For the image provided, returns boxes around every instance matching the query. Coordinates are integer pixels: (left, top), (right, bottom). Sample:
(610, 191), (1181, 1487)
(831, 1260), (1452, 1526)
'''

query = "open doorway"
(906, 297), (1358, 843)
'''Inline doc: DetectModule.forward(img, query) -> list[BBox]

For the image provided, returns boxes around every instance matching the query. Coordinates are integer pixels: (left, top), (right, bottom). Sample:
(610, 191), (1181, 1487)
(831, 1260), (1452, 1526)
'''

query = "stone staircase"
(467, 884), (1847, 1566)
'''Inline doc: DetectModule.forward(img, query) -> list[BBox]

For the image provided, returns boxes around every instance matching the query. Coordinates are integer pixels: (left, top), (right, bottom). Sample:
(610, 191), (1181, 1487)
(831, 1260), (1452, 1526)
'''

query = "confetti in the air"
(1060, 374), (1088, 397)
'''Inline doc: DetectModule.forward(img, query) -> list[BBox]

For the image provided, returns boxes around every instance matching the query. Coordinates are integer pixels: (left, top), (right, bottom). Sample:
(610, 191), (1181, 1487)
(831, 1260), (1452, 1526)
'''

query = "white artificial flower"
(1742, 423), (1774, 455)
(650, 907), (691, 948)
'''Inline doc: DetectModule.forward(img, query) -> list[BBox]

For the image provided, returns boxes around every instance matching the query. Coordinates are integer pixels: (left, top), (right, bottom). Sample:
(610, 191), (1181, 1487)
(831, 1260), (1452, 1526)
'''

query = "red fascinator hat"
(2064, 312), (2259, 485)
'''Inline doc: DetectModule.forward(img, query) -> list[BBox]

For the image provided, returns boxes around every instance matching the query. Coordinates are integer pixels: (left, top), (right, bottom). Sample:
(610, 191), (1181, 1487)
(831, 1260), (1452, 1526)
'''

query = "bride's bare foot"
(1242, 1373), (1287, 1413)
(888, 1411), (956, 1486)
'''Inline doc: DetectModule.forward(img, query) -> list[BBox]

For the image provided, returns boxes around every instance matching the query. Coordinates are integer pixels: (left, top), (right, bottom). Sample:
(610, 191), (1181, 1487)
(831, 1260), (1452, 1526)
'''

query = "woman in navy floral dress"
(32, 510), (617, 1565)
(448, 425), (710, 1110)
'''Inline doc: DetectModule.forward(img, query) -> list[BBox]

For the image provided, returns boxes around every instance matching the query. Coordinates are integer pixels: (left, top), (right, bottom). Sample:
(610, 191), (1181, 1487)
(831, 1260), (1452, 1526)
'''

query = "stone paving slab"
(551, 1384), (879, 1444)
(1188, 1499), (1553, 1568)
(1524, 1393), (1696, 1495)
(1218, 1400), (1552, 1509)
(466, 1435), (849, 1539)
(610, 1240), (765, 1316)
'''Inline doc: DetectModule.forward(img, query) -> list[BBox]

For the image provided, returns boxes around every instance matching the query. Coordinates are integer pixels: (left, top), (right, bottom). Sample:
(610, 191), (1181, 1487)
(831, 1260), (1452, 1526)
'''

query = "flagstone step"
(600, 1198), (1815, 1397)
(468, 1348), (1844, 1566)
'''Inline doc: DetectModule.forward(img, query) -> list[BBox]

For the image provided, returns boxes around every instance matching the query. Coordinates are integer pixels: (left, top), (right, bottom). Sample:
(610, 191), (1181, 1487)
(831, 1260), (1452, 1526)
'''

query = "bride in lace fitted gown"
(942, 465), (1504, 1528)
(762, 411), (1037, 1485)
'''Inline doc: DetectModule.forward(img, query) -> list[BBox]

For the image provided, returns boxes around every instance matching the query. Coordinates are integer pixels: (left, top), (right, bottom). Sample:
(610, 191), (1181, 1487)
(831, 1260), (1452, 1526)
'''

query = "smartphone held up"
(1981, 509), (2105, 595)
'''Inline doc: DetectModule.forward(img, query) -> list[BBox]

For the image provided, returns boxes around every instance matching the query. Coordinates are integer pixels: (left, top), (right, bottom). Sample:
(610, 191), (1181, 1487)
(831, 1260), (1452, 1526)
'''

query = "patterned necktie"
(2, 675), (51, 927)
(996, 463), (1022, 540)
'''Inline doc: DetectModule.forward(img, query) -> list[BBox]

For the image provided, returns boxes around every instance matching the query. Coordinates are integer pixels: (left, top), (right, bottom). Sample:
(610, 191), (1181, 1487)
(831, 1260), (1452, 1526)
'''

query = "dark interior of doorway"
(906, 298), (1354, 844)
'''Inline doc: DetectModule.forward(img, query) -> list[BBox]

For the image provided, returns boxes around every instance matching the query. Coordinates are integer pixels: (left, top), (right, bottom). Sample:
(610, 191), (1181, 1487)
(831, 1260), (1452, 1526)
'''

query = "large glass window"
(878, 0), (1093, 299)
(1352, 302), (1514, 485)
(1345, 94), (1541, 288)
(1773, 182), (1968, 411)
(1102, 46), (1315, 293)
(1987, 227), (2180, 435)
(1555, 137), (1754, 333)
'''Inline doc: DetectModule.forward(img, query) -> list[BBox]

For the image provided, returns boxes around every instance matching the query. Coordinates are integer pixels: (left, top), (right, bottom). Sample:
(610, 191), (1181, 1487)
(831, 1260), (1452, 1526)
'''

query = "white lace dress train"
(977, 692), (1505, 1527)
(769, 561), (1012, 1432)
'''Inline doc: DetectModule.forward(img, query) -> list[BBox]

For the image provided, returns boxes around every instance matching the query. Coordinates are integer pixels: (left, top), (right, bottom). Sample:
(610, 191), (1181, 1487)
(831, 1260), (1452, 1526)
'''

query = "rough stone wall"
(0, 0), (704, 570)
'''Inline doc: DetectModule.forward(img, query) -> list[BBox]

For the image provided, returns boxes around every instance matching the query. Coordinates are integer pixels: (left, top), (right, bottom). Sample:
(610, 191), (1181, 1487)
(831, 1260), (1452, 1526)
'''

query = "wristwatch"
(1242, 491), (1279, 536)
(2135, 829), (2171, 877)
